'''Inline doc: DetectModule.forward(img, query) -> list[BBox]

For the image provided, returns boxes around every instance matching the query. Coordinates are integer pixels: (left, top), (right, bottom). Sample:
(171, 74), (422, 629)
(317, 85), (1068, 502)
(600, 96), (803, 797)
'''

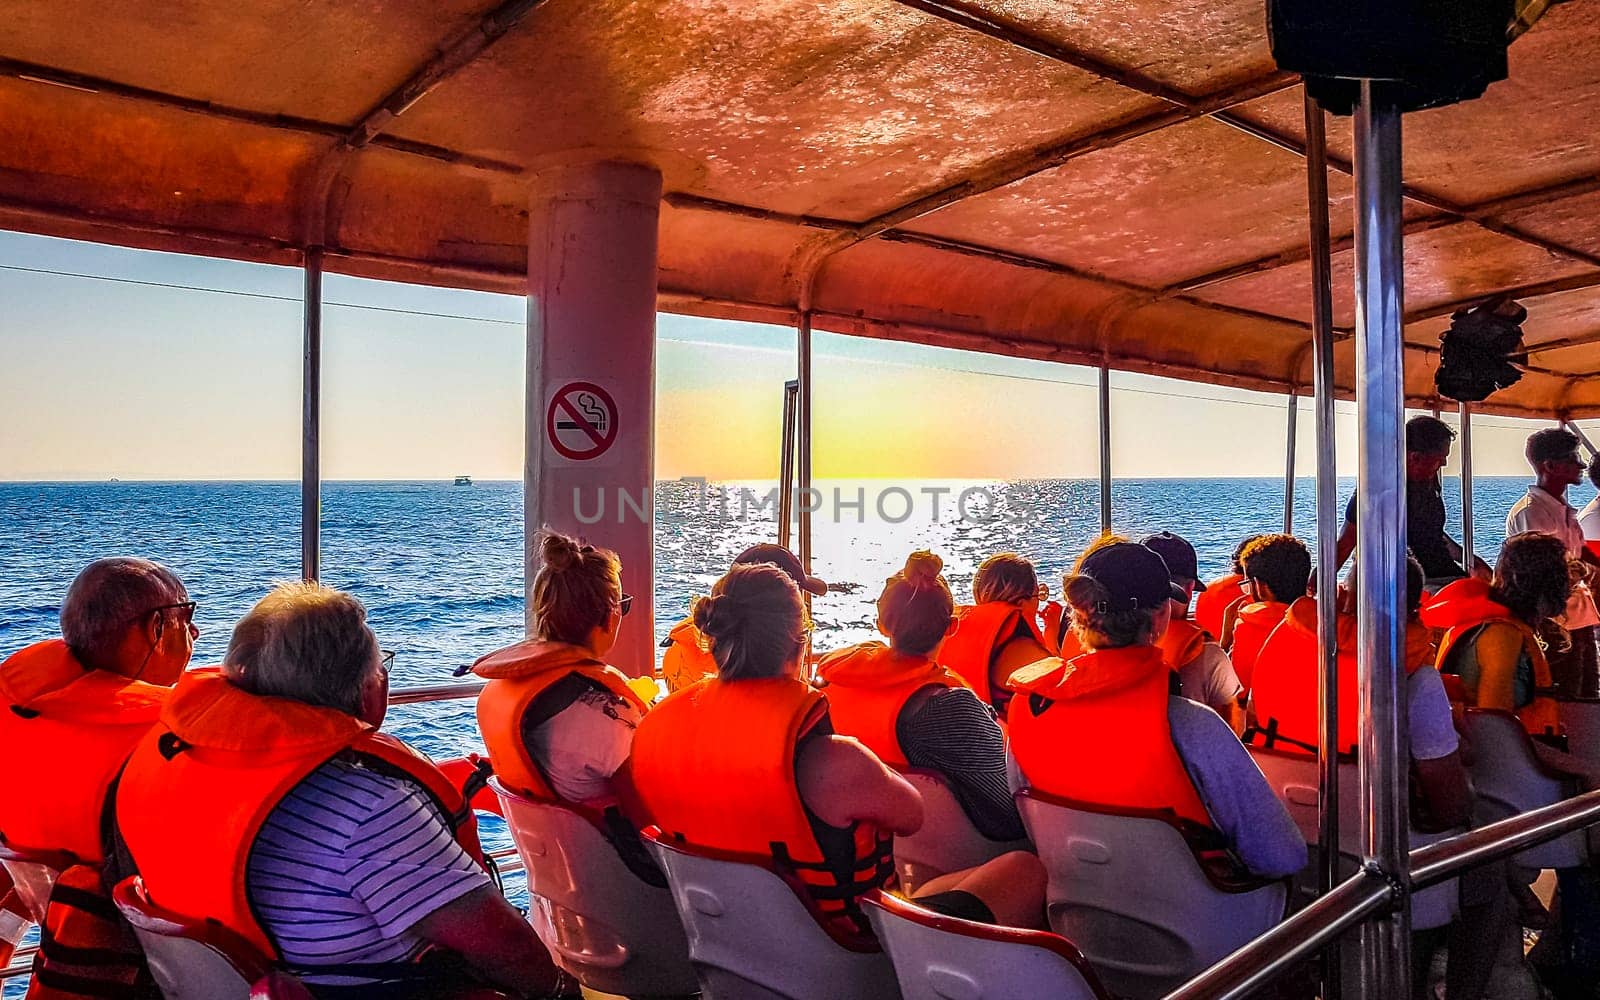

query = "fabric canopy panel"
(1, 0), (1597, 416)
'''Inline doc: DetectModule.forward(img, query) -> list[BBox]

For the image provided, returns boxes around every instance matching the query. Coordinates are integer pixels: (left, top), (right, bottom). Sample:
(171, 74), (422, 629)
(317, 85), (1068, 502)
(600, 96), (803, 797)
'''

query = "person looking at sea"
(1143, 531), (1243, 721)
(1226, 534), (1311, 697)
(113, 582), (567, 999)
(1335, 414), (1491, 585)
(0, 556), (198, 997)
(940, 551), (1055, 716)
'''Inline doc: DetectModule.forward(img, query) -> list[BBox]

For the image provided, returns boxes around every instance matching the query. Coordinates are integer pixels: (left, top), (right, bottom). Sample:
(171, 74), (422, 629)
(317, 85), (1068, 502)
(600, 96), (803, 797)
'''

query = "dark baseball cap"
(733, 543), (828, 597)
(1079, 542), (1187, 611)
(1141, 531), (1206, 591)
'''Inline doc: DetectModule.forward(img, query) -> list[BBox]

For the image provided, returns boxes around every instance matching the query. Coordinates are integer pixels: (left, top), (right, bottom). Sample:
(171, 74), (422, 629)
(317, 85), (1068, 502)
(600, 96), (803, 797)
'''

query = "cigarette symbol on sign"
(556, 393), (608, 434)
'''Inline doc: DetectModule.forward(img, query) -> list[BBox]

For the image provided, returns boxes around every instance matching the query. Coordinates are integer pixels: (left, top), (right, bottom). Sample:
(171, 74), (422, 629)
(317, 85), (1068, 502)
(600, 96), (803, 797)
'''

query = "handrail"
(1167, 787), (1600, 998)
(1411, 787), (1600, 889)
(386, 680), (486, 705)
(1164, 867), (1394, 1000)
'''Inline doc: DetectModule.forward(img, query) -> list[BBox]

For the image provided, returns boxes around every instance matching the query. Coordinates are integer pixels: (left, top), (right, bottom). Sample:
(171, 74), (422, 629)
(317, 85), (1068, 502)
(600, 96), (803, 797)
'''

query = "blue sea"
(0, 476), (1563, 990)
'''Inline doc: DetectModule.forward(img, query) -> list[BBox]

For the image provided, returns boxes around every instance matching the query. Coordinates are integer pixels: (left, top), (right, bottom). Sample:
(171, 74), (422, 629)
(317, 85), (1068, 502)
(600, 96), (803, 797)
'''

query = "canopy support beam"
(1284, 389), (1298, 533)
(798, 312), (814, 574)
(301, 247), (322, 582)
(1304, 90), (1342, 994)
(1352, 80), (1412, 996)
(1460, 402), (1475, 570)
(1099, 363), (1112, 533)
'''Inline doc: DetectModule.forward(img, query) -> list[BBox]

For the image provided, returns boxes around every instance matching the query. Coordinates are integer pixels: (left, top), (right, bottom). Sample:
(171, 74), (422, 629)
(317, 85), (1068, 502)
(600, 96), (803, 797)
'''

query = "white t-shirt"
(1579, 494), (1600, 541)
(527, 683), (643, 804)
(1178, 642), (1243, 712)
(1505, 485), (1600, 630)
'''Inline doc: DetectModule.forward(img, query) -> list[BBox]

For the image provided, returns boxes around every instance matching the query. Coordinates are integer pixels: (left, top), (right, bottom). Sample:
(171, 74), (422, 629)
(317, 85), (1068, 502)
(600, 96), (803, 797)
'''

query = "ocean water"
(0, 475), (1565, 990)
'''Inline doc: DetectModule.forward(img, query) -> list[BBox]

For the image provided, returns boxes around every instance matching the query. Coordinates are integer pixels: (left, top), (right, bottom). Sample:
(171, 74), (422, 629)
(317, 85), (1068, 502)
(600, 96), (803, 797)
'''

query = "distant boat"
(454, 475), (473, 487)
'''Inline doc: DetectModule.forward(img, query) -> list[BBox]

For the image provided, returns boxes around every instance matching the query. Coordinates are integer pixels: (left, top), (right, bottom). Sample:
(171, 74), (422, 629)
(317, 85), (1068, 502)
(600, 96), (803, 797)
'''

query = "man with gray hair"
(0, 556), (197, 996)
(115, 581), (568, 999)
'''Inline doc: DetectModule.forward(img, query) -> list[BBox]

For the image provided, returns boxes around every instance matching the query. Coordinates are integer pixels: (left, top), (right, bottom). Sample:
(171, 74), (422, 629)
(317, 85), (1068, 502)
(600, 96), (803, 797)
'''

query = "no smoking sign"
(545, 381), (619, 462)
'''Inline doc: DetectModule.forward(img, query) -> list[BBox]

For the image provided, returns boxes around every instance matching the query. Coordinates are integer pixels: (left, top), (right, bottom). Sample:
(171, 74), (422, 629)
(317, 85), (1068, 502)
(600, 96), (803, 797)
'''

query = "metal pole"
(1565, 419), (1598, 458)
(1460, 402), (1474, 570)
(797, 314), (814, 572)
(301, 246), (322, 582)
(1284, 389), (1299, 533)
(778, 380), (798, 549)
(1305, 90), (1342, 929)
(1098, 362), (1112, 533)
(1352, 80), (1411, 996)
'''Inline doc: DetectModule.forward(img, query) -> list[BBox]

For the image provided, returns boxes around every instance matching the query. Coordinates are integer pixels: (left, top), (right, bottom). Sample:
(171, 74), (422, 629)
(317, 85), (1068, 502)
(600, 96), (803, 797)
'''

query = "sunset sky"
(0, 230), (1581, 483)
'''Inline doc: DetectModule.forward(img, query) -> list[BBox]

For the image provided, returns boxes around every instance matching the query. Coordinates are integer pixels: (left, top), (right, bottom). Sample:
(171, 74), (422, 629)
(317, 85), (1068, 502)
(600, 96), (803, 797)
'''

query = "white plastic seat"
(112, 876), (300, 1000)
(1247, 745), (1463, 931)
(0, 836), (69, 924)
(863, 891), (1110, 1000)
(1460, 708), (1587, 869)
(491, 779), (697, 997)
(643, 829), (901, 1000)
(892, 769), (1031, 894)
(1018, 791), (1287, 999)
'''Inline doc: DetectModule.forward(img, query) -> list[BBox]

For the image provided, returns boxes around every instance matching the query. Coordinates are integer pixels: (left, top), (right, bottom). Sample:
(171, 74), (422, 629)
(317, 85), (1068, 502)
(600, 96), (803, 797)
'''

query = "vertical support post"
(1459, 402), (1475, 570)
(526, 161), (662, 676)
(301, 247), (323, 582)
(778, 380), (799, 549)
(1304, 91), (1342, 925)
(1284, 389), (1299, 533)
(798, 314), (814, 572)
(1352, 80), (1411, 996)
(1098, 363), (1112, 533)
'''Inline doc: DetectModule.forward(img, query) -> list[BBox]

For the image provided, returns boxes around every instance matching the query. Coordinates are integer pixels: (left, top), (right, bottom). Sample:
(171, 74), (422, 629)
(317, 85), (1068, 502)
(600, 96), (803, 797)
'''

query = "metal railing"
(0, 680), (503, 983)
(1167, 787), (1600, 999)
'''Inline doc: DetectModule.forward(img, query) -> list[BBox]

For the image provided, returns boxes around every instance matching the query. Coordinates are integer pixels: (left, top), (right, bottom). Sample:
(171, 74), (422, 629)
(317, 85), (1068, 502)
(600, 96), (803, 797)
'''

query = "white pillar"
(527, 161), (662, 678)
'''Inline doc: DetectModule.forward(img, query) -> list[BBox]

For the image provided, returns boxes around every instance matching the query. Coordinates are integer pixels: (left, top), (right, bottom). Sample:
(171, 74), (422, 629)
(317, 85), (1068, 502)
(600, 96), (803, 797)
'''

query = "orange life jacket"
(1007, 645), (1213, 830)
(1249, 597), (1435, 755)
(1229, 600), (1291, 695)
(940, 602), (1048, 708)
(28, 864), (155, 1000)
(660, 617), (718, 693)
(472, 638), (649, 802)
(629, 677), (894, 944)
(1157, 617), (1209, 672)
(815, 642), (967, 768)
(116, 669), (484, 959)
(0, 640), (168, 864)
(1194, 573), (1247, 642)
(1423, 578), (1559, 736)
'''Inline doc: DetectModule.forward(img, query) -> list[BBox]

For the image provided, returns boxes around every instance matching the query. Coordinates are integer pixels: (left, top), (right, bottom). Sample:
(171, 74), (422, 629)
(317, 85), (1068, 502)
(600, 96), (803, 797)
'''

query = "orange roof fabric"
(2, 0), (1598, 416)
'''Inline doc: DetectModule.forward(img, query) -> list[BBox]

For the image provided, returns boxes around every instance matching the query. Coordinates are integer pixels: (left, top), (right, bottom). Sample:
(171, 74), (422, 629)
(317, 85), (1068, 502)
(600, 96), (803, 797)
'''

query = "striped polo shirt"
(244, 757), (492, 987)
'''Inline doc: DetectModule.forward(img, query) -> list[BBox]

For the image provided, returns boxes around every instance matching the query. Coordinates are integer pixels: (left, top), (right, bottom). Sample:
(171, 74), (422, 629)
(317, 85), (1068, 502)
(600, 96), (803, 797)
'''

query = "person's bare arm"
(413, 885), (563, 998)
(796, 735), (923, 835)
(1334, 520), (1358, 571)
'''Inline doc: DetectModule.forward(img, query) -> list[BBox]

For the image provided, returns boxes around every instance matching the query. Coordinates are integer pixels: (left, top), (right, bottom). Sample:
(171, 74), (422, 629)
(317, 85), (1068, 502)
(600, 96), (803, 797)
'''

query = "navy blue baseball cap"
(1142, 531), (1206, 591)
(1078, 542), (1187, 611)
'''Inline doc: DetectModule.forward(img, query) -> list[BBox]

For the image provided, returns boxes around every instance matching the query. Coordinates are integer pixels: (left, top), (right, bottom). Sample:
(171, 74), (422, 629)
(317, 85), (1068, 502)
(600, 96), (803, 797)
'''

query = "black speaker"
(1435, 298), (1528, 402)
(1268, 0), (1516, 113)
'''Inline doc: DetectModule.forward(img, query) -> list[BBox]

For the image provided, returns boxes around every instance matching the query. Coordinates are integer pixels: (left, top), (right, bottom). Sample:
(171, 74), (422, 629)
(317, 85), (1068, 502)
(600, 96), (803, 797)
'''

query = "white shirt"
(1178, 641), (1243, 713)
(1505, 485), (1600, 629)
(1580, 494), (1600, 541)
(528, 685), (642, 804)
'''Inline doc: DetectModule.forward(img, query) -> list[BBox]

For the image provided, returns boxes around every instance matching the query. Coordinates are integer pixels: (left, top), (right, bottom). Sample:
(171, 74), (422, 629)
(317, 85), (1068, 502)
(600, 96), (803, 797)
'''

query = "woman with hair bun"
(817, 551), (1027, 841)
(472, 528), (646, 806)
(940, 552), (1056, 715)
(1009, 537), (1305, 879)
(631, 562), (1045, 940)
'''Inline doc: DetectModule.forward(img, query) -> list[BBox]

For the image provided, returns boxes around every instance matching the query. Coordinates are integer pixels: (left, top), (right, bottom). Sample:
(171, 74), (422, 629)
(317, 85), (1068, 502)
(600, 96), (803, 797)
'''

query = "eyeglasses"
(142, 601), (197, 625)
(378, 649), (396, 675)
(618, 594), (634, 617)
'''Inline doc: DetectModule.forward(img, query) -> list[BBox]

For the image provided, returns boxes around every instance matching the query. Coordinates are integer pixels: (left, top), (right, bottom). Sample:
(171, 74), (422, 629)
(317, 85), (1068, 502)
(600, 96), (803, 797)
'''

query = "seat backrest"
(863, 892), (1108, 1000)
(643, 831), (901, 1000)
(892, 770), (1030, 894)
(1460, 708), (1586, 869)
(1019, 793), (1286, 999)
(1559, 700), (1600, 767)
(0, 838), (69, 924)
(111, 877), (271, 1000)
(492, 780), (696, 997)
(1245, 746), (1461, 930)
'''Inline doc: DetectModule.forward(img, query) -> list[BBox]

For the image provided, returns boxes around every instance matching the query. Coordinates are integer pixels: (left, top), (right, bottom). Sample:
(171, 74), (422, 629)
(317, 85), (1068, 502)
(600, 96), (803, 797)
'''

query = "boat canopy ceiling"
(4, 0), (1600, 417)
